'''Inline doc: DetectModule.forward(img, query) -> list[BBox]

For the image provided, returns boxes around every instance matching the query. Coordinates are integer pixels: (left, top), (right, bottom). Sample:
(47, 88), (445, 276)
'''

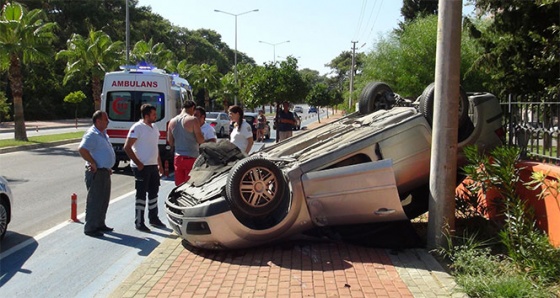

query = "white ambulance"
(101, 64), (193, 170)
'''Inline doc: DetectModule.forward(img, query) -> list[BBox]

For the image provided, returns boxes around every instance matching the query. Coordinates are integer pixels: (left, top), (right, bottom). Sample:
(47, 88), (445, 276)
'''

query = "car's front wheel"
(226, 157), (288, 218)
(358, 82), (395, 114)
(219, 127), (225, 138)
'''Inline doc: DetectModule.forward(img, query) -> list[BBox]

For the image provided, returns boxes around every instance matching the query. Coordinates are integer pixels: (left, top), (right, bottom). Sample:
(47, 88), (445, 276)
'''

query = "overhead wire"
(364, 0), (384, 44)
(352, 0), (368, 42)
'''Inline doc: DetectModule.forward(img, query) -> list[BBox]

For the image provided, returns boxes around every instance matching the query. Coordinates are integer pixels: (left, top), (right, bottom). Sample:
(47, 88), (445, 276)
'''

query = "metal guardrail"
(501, 93), (560, 163)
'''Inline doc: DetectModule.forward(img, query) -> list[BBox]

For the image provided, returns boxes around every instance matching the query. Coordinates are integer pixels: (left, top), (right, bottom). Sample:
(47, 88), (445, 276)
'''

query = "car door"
(301, 159), (407, 227)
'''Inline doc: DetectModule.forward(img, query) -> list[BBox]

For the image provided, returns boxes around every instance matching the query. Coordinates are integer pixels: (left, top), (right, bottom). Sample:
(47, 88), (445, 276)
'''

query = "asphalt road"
(0, 143), (139, 253)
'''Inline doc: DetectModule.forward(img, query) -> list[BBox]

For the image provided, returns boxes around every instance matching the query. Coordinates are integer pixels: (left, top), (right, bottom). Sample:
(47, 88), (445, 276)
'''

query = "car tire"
(112, 160), (120, 170)
(400, 185), (430, 219)
(358, 82), (395, 115)
(226, 157), (288, 218)
(219, 127), (225, 138)
(418, 82), (469, 128)
(0, 200), (9, 240)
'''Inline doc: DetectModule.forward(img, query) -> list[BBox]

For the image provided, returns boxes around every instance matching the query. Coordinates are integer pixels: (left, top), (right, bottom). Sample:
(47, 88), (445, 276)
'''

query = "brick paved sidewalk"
(111, 235), (464, 298)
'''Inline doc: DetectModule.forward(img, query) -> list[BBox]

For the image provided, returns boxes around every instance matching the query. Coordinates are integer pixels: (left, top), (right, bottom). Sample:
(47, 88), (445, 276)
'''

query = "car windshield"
(206, 112), (220, 118)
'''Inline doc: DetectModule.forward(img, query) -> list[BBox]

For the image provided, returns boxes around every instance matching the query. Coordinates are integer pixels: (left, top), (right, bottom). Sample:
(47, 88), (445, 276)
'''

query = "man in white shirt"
(124, 104), (166, 232)
(194, 106), (217, 143)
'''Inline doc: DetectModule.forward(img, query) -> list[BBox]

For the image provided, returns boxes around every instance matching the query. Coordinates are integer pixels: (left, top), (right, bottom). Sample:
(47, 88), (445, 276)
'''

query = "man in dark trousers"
(124, 104), (167, 232)
(78, 111), (116, 237)
(275, 101), (296, 142)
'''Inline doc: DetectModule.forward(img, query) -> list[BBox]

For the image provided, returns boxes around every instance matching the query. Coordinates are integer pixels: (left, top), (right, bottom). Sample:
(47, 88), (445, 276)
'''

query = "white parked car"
(205, 112), (230, 138)
(294, 106), (303, 113)
(0, 176), (13, 240)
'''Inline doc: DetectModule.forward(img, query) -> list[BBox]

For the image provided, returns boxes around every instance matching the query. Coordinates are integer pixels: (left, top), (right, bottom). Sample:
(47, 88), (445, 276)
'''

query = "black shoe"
(135, 223), (151, 232)
(149, 219), (167, 228)
(98, 226), (114, 232)
(85, 230), (104, 237)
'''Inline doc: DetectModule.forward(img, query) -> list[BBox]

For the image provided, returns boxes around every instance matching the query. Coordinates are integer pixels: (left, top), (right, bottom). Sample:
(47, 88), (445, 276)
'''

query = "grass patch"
(0, 132), (83, 148)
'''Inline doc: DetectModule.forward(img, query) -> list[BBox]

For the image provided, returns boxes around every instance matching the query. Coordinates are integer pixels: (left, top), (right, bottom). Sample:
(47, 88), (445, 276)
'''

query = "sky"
(136, 0), (474, 76)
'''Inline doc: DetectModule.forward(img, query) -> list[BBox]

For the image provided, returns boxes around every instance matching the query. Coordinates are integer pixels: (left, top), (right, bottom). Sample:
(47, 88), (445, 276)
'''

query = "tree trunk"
(8, 54), (27, 141)
(92, 75), (102, 111)
(204, 90), (210, 110)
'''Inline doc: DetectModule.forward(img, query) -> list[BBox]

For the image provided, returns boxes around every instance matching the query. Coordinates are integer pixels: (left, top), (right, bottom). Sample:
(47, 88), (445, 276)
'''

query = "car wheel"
(219, 127), (225, 138)
(0, 200), (9, 240)
(358, 82), (395, 115)
(112, 160), (120, 170)
(400, 185), (430, 219)
(418, 82), (469, 128)
(226, 157), (288, 218)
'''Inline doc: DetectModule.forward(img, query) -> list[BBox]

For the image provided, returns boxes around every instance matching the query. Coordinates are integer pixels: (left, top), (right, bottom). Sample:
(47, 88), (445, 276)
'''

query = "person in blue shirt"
(78, 111), (116, 237)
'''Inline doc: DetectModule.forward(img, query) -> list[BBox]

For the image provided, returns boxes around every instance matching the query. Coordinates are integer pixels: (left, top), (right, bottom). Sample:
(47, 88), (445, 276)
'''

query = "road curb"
(0, 138), (81, 154)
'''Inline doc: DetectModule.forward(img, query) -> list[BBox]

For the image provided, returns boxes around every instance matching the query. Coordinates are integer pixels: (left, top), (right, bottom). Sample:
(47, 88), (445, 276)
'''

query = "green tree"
(468, 0), (560, 95)
(0, 2), (57, 141)
(63, 90), (86, 127)
(216, 73), (237, 111)
(400, 0), (439, 23)
(275, 57), (308, 104)
(130, 38), (174, 69)
(357, 15), (488, 98)
(0, 91), (11, 123)
(56, 29), (124, 110)
(306, 83), (331, 123)
(185, 63), (222, 110)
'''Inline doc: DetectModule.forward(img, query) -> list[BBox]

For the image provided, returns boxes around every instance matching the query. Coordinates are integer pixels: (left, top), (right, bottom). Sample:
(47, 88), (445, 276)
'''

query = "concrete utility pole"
(427, 0), (463, 249)
(349, 41), (358, 109)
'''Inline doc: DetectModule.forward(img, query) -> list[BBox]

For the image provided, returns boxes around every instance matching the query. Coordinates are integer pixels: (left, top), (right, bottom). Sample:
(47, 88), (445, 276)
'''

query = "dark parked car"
(308, 106), (317, 113)
(166, 82), (504, 250)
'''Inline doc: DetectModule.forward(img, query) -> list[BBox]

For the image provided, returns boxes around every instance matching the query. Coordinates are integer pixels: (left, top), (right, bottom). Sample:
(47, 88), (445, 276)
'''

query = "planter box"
(456, 160), (560, 248)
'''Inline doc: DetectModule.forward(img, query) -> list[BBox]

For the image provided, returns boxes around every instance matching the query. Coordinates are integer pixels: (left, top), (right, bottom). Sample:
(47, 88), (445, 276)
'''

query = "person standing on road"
(167, 100), (205, 186)
(78, 111), (115, 237)
(256, 110), (267, 142)
(194, 106), (217, 143)
(124, 104), (167, 232)
(229, 105), (253, 154)
(276, 101), (296, 142)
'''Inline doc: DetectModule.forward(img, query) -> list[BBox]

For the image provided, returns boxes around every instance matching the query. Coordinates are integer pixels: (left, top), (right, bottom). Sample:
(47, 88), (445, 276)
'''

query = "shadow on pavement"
(0, 233), (38, 287)
(98, 230), (174, 257)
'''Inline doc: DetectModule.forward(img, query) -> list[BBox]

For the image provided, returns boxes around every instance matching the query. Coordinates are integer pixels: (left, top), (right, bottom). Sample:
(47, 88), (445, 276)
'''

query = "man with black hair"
(124, 104), (167, 232)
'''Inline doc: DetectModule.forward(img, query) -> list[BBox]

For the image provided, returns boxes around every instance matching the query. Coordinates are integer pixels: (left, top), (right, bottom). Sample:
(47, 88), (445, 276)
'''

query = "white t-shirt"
(230, 121), (253, 152)
(127, 120), (160, 167)
(201, 123), (217, 141)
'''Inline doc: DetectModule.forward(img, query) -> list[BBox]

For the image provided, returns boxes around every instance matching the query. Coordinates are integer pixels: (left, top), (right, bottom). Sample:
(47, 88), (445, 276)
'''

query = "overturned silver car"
(165, 82), (504, 249)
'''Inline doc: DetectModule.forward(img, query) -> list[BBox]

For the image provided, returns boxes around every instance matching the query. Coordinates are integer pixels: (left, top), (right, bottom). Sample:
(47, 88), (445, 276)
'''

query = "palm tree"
(184, 64), (222, 110)
(130, 39), (175, 70)
(56, 29), (124, 110)
(0, 2), (56, 141)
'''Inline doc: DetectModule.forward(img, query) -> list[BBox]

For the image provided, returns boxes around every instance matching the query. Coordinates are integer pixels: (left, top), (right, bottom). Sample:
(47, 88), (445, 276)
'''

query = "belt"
(86, 166), (110, 171)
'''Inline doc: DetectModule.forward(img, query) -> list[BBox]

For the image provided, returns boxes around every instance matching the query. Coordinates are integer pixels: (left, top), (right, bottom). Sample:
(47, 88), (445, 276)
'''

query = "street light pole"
(215, 9), (259, 106)
(259, 40), (290, 63)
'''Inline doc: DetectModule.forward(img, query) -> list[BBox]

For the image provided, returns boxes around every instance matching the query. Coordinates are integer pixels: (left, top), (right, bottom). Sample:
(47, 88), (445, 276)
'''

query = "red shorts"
(174, 155), (196, 186)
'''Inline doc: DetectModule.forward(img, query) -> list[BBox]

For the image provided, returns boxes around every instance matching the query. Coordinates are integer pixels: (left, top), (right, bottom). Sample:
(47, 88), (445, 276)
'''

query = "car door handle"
(374, 208), (396, 215)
